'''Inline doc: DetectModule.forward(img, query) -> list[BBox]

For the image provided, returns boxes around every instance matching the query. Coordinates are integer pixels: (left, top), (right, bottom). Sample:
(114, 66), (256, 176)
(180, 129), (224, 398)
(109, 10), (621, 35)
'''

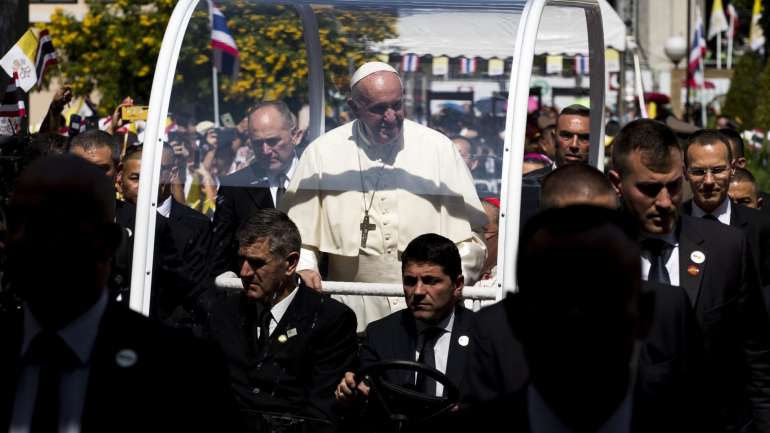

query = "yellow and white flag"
(0, 29), (39, 92)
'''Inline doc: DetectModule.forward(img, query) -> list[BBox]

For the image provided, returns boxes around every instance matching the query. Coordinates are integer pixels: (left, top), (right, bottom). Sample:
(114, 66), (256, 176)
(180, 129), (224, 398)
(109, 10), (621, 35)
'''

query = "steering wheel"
(357, 360), (460, 432)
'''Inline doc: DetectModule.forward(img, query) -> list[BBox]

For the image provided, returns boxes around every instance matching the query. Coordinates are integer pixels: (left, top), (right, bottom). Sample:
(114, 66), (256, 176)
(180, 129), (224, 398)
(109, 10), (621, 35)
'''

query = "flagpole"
(686, 0), (692, 122)
(727, 14), (734, 69)
(699, 57), (707, 126)
(212, 66), (220, 127)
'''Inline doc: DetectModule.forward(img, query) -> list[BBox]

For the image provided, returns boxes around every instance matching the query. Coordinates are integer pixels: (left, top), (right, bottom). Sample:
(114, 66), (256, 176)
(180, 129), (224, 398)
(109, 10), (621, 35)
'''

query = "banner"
(0, 29), (39, 92)
(432, 56), (449, 75)
(546, 55), (563, 74)
(488, 58), (504, 76)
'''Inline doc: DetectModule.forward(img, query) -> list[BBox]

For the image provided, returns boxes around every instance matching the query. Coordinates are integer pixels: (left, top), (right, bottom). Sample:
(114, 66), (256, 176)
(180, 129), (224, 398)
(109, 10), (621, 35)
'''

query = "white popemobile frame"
(131, 0), (606, 316)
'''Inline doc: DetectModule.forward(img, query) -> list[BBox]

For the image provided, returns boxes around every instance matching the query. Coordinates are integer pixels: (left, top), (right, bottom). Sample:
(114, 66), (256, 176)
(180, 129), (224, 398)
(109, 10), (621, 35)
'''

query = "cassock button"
(115, 349), (138, 368)
(687, 264), (700, 276)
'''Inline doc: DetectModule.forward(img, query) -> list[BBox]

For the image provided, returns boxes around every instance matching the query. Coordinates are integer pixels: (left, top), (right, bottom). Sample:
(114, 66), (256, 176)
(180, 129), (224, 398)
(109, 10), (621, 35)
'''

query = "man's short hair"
(70, 130), (118, 165)
(401, 233), (462, 282)
(719, 128), (745, 158)
(248, 100), (297, 132)
(685, 129), (733, 166)
(541, 164), (616, 209)
(559, 104), (590, 119)
(732, 167), (757, 185)
(611, 119), (681, 175)
(236, 208), (301, 259)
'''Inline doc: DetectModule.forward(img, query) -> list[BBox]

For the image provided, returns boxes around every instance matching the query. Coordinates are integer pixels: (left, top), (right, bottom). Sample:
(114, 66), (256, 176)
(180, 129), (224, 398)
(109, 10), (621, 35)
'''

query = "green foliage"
(44, 0), (396, 119)
(725, 52), (764, 128)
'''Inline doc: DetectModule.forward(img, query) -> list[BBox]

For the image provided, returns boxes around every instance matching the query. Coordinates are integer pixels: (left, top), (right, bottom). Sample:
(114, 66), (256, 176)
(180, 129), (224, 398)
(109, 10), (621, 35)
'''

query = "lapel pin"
(690, 251), (705, 264)
(458, 335), (469, 347)
(277, 334), (288, 343)
(115, 349), (138, 368)
(286, 328), (297, 338)
(687, 264), (701, 277)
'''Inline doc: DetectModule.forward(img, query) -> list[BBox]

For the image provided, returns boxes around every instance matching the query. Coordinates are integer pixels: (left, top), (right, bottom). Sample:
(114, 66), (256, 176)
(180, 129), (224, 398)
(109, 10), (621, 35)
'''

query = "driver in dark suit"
(335, 233), (474, 407)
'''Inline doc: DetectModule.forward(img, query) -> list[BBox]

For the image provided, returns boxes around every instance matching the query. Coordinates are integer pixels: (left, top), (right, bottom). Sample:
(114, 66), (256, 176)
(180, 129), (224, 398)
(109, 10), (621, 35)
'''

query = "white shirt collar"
(269, 284), (300, 328)
(692, 198), (731, 225)
(157, 196), (173, 219)
(271, 157), (298, 188)
(416, 306), (455, 335)
(528, 385), (633, 433)
(21, 290), (108, 365)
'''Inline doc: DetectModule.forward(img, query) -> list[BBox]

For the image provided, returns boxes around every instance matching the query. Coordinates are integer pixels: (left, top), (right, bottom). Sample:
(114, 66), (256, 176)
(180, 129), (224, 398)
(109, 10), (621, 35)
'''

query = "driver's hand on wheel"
(335, 372), (370, 405)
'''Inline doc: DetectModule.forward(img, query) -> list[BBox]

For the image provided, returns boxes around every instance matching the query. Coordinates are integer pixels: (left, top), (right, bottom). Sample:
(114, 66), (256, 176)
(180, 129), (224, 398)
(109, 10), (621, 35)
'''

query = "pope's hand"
(298, 269), (323, 292)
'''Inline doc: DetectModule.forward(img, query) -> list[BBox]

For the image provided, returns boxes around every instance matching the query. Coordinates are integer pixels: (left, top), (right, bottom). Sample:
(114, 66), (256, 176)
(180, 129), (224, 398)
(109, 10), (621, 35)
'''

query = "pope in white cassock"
(280, 62), (487, 331)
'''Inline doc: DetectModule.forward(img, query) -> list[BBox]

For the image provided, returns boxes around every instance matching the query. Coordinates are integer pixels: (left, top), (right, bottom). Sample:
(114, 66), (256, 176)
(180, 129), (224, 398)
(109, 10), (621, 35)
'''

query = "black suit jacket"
(359, 305), (474, 397)
(0, 301), (239, 433)
(683, 199), (770, 286)
(462, 282), (702, 430)
(209, 164), (274, 277)
(204, 282), (358, 425)
(673, 215), (770, 432)
(151, 200), (212, 327)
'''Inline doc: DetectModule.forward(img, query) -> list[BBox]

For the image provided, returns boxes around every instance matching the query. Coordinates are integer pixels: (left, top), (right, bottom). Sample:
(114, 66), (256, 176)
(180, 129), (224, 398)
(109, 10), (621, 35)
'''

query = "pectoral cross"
(360, 212), (376, 248)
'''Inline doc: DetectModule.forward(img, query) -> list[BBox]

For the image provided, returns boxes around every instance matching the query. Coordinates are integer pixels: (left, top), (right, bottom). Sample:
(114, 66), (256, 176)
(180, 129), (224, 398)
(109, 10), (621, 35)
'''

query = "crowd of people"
(2, 59), (770, 433)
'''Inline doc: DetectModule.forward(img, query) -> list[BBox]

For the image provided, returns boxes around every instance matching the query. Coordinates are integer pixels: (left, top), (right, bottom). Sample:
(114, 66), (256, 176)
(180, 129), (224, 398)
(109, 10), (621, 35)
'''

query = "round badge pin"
(115, 349), (138, 368)
(458, 335), (469, 347)
(690, 251), (705, 264)
(277, 334), (288, 343)
(687, 264), (700, 276)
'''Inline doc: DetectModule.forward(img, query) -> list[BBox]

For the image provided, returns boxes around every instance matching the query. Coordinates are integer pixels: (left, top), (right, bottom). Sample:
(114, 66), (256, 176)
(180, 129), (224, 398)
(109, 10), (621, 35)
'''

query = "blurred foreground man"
(609, 119), (770, 433)
(204, 209), (357, 431)
(281, 62), (486, 331)
(0, 155), (237, 432)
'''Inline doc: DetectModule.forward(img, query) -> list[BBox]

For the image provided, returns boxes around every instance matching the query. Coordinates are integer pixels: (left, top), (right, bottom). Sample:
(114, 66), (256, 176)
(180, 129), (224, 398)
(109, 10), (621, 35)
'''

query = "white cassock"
(280, 118), (487, 331)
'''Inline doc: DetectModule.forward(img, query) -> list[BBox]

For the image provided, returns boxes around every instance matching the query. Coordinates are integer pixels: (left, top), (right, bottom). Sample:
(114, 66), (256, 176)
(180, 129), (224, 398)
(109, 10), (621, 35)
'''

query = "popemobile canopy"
(370, 0), (625, 58)
(133, 0), (609, 316)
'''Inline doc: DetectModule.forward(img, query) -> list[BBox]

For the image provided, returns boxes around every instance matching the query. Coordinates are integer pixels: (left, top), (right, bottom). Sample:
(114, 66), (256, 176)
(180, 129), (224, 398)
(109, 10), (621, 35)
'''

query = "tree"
(724, 52), (764, 128)
(44, 0), (396, 119)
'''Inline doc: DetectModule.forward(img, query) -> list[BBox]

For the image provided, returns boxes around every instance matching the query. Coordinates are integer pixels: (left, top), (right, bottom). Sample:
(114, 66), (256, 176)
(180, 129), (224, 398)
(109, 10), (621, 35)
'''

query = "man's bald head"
(541, 163), (618, 210)
(7, 155), (121, 328)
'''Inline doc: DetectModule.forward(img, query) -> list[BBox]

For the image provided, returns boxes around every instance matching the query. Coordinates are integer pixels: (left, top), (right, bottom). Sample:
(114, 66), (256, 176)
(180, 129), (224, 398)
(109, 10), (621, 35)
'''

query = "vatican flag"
(0, 29), (39, 92)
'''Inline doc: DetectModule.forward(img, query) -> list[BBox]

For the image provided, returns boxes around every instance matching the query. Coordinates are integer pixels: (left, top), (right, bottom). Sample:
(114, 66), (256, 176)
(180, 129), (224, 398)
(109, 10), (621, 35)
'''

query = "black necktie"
(641, 238), (671, 285)
(27, 332), (76, 433)
(415, 327), (444, 396)
(703, 214), (719, 222)
(275, 175), (286, 206)
(259, 311), (272, 347)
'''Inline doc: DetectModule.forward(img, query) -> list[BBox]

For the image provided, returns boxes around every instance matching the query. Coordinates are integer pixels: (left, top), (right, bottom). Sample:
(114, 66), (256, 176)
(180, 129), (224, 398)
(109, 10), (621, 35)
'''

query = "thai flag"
(727, 3), (739, 38)
(401, 54), (420, 72)
(0, 72), (26, 119)
(209, 1), (239, 78)
(574, 55), (589, 75)
(460, 57), (477, 74)
(688, 11), (707, 88)
(35, 29), (58, 87)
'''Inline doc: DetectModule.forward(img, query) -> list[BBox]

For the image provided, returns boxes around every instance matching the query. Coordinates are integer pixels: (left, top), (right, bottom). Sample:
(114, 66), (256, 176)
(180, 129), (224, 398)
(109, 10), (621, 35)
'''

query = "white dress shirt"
(528, 385), (632, 433)
(414, 310), (455, 397)
(640, 230), (680, 287)
(691, 198), (732, 225)
(157, 196), (173, 218)
(11, 291), (108, 433)
(257, 285), (299, 338)
(269, 157), (297, 206)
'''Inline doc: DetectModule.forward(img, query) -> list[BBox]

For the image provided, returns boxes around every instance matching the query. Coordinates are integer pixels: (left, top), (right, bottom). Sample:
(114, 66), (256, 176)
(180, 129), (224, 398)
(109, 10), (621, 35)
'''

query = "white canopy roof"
(370, 0), (626, 58)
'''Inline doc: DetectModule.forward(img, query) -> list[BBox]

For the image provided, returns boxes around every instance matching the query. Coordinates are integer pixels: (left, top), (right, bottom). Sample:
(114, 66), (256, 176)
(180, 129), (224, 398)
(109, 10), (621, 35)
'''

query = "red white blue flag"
(401, 54), (420, 72)
(35, 29), (58, 87)
(574, 55), (589, 75)
(460, 57), (477, 74)
(0, 72), (26, 119)
(688, 10), (707, 88)
(209, 1), (239, 78)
